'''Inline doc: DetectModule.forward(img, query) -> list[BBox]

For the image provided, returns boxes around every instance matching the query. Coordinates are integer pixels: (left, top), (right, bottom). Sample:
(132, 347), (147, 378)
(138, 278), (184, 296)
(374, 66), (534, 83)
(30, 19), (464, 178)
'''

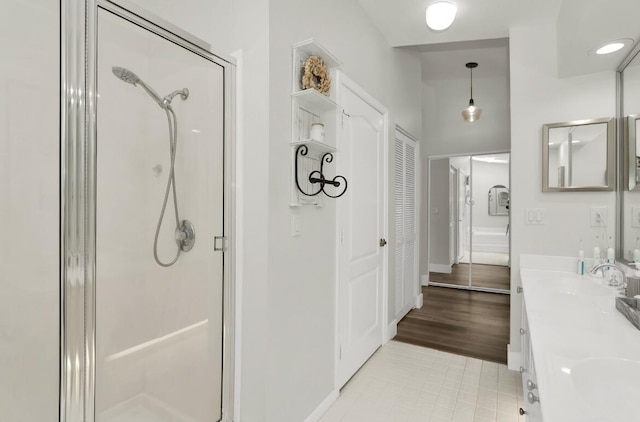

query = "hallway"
(394, 286), (510, 364)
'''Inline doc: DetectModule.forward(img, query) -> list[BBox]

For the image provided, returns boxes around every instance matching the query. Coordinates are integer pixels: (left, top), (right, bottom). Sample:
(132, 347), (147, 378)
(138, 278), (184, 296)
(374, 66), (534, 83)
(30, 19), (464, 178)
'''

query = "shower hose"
(153, 106), (183, 267)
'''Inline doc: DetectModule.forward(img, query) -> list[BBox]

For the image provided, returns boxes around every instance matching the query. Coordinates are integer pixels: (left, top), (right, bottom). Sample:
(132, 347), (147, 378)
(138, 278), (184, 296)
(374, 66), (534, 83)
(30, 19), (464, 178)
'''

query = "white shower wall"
(0, 1), (60, 421)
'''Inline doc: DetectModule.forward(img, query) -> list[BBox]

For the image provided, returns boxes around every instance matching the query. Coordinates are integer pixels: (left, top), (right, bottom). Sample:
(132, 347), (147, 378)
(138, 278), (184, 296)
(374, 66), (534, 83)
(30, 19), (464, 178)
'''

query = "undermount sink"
(571, 358), (640, 421)
(551, 278), (612, 297)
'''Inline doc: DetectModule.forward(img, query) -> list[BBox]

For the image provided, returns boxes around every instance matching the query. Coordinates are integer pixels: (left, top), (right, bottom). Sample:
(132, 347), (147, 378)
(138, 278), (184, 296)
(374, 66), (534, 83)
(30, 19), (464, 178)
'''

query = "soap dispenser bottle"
(606, 236), (615, 264)
(633, 237), (640, 264)
(593, 235), (601, 266)
(577, 240), (585, 276)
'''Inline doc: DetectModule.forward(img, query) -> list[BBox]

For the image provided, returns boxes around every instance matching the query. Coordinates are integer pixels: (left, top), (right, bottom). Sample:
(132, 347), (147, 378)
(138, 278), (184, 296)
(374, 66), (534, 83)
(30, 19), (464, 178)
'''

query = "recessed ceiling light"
(425, 1), (457, 31)
(591, 38), (633, 55)
(596, 43), (625, 55)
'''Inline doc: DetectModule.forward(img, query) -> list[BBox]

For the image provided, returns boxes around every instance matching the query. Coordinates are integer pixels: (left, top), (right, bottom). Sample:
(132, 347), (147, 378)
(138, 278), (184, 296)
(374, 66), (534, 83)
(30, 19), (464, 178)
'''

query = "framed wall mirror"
(488, 185), (509, 216)
(542, 118), (615, 191)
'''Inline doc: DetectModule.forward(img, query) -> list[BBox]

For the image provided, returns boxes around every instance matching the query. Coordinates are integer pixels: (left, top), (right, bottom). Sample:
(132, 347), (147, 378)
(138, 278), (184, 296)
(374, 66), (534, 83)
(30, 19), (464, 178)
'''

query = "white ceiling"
(417, 39), (509, 80)
(357, 0), (640, 77)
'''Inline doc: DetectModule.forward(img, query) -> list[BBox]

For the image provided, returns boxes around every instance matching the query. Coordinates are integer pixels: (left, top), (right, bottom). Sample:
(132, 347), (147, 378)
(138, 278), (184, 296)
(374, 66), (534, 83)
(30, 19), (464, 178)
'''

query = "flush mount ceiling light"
(425, 1), (457, 31)
(590, 38), (633, 55)
(461, 62), (481, 123)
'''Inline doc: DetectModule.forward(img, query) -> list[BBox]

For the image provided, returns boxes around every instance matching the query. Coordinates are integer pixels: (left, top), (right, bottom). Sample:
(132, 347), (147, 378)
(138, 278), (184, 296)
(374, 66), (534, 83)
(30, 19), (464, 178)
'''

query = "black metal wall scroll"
(295, 144), (348, 199)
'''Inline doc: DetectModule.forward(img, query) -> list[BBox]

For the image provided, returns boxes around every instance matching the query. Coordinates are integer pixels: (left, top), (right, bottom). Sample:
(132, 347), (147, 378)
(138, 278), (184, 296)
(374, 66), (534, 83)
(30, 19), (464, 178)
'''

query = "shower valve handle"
(176, 230), (188, 242)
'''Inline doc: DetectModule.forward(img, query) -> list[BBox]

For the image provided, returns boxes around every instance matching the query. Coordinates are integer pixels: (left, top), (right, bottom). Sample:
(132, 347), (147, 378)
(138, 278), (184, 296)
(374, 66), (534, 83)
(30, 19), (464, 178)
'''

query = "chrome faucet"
(589, 263), (628, 295)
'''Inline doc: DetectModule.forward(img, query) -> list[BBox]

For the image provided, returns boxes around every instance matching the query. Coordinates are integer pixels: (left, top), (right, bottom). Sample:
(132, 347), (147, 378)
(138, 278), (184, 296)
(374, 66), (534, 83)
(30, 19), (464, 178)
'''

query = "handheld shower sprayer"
(112, 66), (164, 108)
(111, 66), (194, 267)
(111, 67), (189, 109)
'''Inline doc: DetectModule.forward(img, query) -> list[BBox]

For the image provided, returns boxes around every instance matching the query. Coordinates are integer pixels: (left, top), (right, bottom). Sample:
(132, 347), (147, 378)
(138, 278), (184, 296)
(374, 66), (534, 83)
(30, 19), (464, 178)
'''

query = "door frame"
(61, 1), (236, 421)
(426, 150), (510, 295)
(333, 70), (389, 390)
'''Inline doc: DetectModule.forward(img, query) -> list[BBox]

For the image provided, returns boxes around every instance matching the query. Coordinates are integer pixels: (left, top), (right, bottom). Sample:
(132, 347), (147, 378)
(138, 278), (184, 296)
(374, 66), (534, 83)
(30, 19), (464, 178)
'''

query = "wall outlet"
(590, 207), (608, 227)
(525, 208), (544, 225)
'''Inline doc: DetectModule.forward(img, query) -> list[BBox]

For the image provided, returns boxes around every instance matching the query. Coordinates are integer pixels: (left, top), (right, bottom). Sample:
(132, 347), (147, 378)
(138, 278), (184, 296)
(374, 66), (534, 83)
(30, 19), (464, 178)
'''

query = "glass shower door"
(95, 9), (225, 421)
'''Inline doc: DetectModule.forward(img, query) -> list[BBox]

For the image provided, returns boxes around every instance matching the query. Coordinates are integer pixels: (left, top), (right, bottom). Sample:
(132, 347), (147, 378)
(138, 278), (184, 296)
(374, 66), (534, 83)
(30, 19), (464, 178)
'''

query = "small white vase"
(310, 122), (325, 142)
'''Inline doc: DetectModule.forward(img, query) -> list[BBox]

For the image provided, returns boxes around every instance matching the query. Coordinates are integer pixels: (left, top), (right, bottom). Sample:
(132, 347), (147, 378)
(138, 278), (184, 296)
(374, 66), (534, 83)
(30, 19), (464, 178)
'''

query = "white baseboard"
(421, 274), (429, 286)
(386, 319), (398, 342)
(303, 390), (339, 422)
(415, 293), (423, 309)
(507, 344), (522, 371)
(429, 264), (451, 274)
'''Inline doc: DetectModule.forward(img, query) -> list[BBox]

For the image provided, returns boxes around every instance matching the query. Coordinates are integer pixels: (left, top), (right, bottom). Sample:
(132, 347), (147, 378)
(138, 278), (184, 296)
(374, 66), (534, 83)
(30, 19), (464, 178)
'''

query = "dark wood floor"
(394, 286), (510, 364)
(430, 263), (510, 291)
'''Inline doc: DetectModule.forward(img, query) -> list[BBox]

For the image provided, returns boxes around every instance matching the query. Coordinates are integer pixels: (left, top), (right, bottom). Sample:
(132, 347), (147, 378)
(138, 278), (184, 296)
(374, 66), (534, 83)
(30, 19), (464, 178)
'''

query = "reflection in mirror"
(622, 48), (640, 261)
(470, 153), (510, 291)
(542, 118), (615, 191)
(428, 157), (470, 287)
(427, 154), (510, 292)
(626, 114), (640, 190)
(488, 185), (509, 216)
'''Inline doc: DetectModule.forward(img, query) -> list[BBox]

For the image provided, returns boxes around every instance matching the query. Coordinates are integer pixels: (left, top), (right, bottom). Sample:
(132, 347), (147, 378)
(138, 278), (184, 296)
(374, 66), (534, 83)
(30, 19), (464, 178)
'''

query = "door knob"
(379, 238), (387, 247)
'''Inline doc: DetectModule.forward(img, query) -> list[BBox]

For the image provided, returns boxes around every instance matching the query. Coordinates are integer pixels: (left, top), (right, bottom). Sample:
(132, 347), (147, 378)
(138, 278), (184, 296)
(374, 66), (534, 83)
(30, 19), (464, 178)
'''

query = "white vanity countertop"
(520, 256), (640, 422)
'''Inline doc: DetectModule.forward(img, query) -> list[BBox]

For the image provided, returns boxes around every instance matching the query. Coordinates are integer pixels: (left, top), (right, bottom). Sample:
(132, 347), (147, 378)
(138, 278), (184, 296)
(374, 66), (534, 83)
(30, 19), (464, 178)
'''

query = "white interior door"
(337, 73), (387, 388)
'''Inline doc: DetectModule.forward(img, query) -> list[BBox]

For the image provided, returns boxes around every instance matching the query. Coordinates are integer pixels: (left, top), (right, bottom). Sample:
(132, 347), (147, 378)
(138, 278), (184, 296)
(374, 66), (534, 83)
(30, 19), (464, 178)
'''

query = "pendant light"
(461, 62), (482, 122)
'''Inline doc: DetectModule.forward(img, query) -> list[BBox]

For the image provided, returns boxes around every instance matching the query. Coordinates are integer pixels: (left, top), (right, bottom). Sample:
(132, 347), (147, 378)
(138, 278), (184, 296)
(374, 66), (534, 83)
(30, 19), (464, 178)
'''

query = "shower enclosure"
(61, 2), (235, 422)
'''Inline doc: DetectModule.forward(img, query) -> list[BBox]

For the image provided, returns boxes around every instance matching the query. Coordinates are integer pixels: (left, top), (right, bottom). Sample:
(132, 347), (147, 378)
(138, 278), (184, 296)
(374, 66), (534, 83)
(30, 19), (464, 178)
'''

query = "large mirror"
(626, 114), (640, 190)
(542, 118), (616, 191)
(427, 153), (511, 293)
(620, 45), (640, 262)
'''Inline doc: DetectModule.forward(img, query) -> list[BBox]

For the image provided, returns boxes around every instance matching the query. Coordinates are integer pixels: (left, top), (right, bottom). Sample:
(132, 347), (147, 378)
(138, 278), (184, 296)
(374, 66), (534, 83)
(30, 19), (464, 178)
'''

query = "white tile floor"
(319, 341), (525, 422)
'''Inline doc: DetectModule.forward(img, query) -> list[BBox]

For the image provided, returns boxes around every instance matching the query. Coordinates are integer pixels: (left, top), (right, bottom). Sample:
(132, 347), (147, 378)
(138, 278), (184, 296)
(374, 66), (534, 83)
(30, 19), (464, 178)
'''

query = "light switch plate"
(292, 214), (301, 237)
(525, 208), (544, 225)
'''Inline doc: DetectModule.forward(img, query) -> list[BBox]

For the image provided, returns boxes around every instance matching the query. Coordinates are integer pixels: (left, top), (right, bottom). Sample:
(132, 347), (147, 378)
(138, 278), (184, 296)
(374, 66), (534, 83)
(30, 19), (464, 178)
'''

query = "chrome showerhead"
(112, 66), (164, 108)
(112, 66), (139, 85)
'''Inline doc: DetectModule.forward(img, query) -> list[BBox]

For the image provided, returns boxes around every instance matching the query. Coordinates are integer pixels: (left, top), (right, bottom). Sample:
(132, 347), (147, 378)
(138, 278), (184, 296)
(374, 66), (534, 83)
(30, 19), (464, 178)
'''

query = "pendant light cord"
(469, 67), (473, 103)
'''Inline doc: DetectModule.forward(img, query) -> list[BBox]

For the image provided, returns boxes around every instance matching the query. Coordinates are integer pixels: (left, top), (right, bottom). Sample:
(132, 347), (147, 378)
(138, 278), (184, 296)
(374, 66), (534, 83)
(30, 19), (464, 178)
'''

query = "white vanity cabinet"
(519, 299), (543, 421)
(518, 254), (640, 422)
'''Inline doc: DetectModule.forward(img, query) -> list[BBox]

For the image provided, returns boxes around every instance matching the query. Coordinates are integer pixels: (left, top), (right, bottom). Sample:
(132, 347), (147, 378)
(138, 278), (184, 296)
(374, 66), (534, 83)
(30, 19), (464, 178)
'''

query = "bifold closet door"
(95, 10), (225, 421)
(394, 130), (418, 319)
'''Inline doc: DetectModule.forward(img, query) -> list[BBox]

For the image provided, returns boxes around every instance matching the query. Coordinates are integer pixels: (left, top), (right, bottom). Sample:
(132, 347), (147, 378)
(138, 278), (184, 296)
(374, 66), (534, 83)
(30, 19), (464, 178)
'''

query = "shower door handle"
(214, 236), (227, 252)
